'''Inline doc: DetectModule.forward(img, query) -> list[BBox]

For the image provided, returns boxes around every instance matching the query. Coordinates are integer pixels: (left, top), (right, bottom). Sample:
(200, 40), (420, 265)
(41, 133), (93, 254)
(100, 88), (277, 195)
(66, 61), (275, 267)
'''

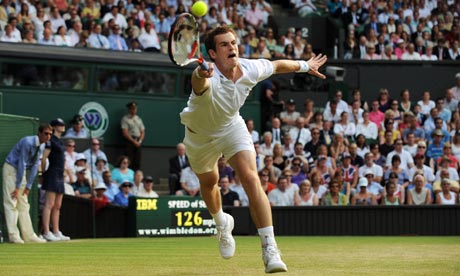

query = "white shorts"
(183, 119), (255, 174)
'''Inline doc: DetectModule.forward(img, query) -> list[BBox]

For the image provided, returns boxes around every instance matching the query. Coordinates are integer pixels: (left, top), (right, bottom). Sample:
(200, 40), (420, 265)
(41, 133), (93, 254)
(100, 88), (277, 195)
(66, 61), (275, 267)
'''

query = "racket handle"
(199, 60), (209, 71)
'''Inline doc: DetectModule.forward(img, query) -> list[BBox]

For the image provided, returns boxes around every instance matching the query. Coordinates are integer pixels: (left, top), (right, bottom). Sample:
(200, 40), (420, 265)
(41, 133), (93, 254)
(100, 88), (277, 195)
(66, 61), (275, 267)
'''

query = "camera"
(325, 66), (346, 82)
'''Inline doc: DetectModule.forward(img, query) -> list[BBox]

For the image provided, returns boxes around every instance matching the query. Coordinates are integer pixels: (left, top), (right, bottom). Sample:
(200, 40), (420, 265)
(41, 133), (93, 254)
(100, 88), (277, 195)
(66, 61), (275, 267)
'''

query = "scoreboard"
(128, 196), (217, 237)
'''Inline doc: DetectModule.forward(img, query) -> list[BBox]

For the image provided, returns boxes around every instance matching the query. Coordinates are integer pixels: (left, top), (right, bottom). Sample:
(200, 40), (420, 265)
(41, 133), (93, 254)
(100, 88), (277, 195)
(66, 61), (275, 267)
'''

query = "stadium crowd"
(0, 0), (457, 60)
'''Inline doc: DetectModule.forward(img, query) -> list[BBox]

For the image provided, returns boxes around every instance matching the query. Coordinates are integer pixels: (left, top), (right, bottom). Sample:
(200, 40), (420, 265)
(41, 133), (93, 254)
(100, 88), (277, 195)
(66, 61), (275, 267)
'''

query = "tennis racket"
(168, 13), (209, 71)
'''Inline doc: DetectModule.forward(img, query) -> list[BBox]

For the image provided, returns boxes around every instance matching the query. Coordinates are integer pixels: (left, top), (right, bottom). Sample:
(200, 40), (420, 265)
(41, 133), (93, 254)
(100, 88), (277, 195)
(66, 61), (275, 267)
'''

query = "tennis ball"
(191, 1), (208, 17)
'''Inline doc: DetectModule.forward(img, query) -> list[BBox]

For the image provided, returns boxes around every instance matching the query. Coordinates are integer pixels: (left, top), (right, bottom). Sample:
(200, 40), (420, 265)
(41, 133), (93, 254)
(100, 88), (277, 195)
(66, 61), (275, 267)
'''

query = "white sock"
(211, 209), (227, 226)
(258, 226), (277, 247)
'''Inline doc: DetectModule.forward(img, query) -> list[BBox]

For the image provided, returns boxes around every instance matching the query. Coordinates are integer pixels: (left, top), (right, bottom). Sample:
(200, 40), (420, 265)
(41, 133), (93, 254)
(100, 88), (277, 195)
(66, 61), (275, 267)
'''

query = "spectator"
(177, 166), (200, 196)
(280, 98), (301, 132)
(64, 114), (89, 138)
(41, 118), (70, 242)
(386, 138), (414, 171)
(363, 43), (381, 60)
(434, 156), (459, 181)
(72, 166), (92, 198)
(294, 179), (319, 206)
(92, 158), (107, 185)
(138, 21), (161, 52)
(250, 39), (272, 59)
(321, 179), (348, 206)
(427, 129), (446, 162)
(407, 174), (432, 205)
(218, 156), (234, 182)
(369, 143), (386, 168)
(68, 20), (82, 46)
(111, 155), (134, 184)
(269, 117), (283, 145)
(289, 117), (311, 147)
(260, 131), (274, 156)
(272, 144), (287, 171)
(103, 6), (127, 30)
(245, 0), (263, 30)
(108, 24), (128, 50)
(93, 182), (109, 211)
(356, 111), (378, 142)
(83, 138), (108, 172)
(433, 38), (449, 61)
(137, 176), (159, 198)
(259, 168), (275, 195)
(351, 177), (377, 205)
(229, 172), (249, 206)
(369, 100), (385, 128)
(132, 169), (144, 195)
(348, 143), (364, 168)
(246, 118), (259, 143)
(421, 44), (438, 60)
(49, 7), (66, 33)
(401, 43), (421, 60)
(64, 139), (78, 173)
(219, 175), (240, 206)
(433, 169), (459, 195)
(168, 143), (189, 195)
(3, 123), (51, 243)
(88, 24), (110, 49)
(155, 12), (170, 39)
(268, 176), (295, 206)
(330, 134), (347, 161)
(113, 180), (134, 207)
(409, 153), (435, 184)
(101, 170), (119, 203)
(121, 101), (145, 171)
(1, 24), (21, 43)
(381, 182), (401, 205)
(289, 156), (306, 186)
(363, 169), (384, 202)
(435, 179), (458, 205)
(348, 99), (364, 125)
(359, 152), (383, 183)
(333, 111), (356, 140)
(38, 28), (55, 45)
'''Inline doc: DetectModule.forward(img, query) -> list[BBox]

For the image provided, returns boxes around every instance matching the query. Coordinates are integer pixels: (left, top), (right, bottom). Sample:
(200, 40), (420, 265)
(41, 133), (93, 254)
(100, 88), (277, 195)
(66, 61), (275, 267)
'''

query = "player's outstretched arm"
(192, 63), (214, 96)
(272, 54), (327, 78)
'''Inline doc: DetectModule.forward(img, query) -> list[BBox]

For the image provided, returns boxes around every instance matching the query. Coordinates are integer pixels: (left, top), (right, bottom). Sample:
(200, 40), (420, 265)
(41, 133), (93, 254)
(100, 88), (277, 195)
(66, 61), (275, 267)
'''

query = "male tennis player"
(180, 25), (327, 273)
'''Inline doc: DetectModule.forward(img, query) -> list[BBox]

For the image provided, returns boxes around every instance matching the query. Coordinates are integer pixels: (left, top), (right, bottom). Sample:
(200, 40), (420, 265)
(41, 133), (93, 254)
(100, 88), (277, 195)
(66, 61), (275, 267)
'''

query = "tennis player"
(180, 25), (327, 273)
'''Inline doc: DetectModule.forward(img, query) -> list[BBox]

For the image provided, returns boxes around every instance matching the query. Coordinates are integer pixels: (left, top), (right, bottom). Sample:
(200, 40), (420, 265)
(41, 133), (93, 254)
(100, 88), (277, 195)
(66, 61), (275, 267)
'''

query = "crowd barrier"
(60, 195), (460, 238)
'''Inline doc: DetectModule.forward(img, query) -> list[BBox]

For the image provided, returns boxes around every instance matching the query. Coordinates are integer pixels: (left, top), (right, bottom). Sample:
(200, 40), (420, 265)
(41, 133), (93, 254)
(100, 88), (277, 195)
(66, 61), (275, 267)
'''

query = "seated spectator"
(88, 24), (110, 49)
(293, 0), (317, 17)
(329, 134), (347, 161)
(92, 158), (107, 185)
(359, 152), (384, 183)
(333, 112), (356, 141)
(435, 179), (458, 205)
(385, 138), (414, 171)
(73, 153), (93, 186)
(111, 155), (135, 184)
(332, 169), (351, 200)
(436, 143), (459, 170)
(219, 175), (240, 207)
(351, 177), (377, 205)
(363, 43), (381, 60)
(113, 180), (134, 207)
(268, 176), (295, 206)
(321, 179), (348, 206)
(309, 155), (334, 186)
(403, 133), (417, 156)
(434, 157), (459, 181)
(38, 28), (55, 45)
(93, 182), (109, 212)
(259, 131), (274, 156)
(363, 169), (384, 202)
(348, 143), (364, 168)
(83, 138), (108, 172)
(289, 157), (307, 186)
(108, 24), (128, 50)
(310, 170), (327, 201)
(408, 153), (435, 184)
(54, 25), (72, 47)
(407, 174), (432, 205)
(401, 43), (422, 60)
(259, 168), (276, 195)
(138, 21), (161, 52)
(369, 143), (386, 168)
(246, 118), (259, 143)
(132, 170), (144, 195)
(218, 156), (234, 182)
(64, 114), (89, 138)
(72, 167), (92, 198)
(101, 170), (119, 203)
(272, 144), (288, 171)
(421, 44), (438, 61)
(280, 98), (301, 132)
(261, 155), (282, 184)
(64, 139), (78, 176)
(289, 142), (314, 172)
(1, 24), (21, 43)
(294, 180), (319, 206)
(177, 166), (200, 196)
(355, 134), (369, 159)
(137, 176), (159, 198)
(168, 143), (189, 195)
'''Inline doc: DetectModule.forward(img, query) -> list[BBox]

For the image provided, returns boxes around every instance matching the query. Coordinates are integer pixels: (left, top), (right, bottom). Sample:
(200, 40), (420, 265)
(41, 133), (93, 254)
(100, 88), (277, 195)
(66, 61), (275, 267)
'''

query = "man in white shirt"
(358, 152), (383, 183)
(408, 153), (435, 184)
(386, 138), (414, 171)
(268, 176), (295, 206)
(279, 98), (300, 132)
(137, 176), (159, 198)
(289, 117), (311, 147)
(138, 21), (161, 52)
(325, 90), (349, 113)
(176, 166), (200, 196)
(102, 6), (127, 30)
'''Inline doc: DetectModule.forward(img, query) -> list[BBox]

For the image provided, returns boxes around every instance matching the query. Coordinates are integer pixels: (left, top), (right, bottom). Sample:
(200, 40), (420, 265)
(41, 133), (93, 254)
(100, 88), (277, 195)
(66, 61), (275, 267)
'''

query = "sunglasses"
(92, 143), (100, 146)
(418, 146), (426, 148)
(292, 163), (301, 166)
(261, 174), (269, 177)
(67, 145), (75, 147)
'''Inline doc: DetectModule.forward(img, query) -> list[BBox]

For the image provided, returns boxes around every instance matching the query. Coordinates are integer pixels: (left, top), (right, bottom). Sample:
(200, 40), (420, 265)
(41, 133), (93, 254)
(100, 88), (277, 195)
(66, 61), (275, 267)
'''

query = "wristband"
(194, 69), (204, 79)
(296, 60), (310, 73)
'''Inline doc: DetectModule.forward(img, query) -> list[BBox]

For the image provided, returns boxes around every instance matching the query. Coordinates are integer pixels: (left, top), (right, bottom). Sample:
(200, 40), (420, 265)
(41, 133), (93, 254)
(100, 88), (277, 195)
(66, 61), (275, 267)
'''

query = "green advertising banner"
(129, 196), (217, 237)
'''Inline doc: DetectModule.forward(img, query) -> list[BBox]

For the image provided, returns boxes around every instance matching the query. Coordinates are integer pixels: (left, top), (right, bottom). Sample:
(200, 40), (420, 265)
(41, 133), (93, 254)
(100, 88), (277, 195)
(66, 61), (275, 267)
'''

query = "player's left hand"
(22, 188), (30, 196)
(307, 54), (328, 79)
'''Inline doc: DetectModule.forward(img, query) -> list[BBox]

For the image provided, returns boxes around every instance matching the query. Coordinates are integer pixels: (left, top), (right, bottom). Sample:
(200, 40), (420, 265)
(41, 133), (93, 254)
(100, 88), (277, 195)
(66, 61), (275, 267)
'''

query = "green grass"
(0, 236), (459, 276)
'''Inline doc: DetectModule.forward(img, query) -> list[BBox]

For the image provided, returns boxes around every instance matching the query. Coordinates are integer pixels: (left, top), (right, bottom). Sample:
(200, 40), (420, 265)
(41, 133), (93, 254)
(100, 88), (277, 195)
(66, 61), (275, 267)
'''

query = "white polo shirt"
(180, 58), (273, 136)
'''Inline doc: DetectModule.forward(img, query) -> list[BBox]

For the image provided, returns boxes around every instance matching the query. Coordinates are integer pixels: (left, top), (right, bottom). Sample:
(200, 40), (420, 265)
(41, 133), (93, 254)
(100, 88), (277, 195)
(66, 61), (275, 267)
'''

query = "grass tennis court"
(1, 236), (459, 276)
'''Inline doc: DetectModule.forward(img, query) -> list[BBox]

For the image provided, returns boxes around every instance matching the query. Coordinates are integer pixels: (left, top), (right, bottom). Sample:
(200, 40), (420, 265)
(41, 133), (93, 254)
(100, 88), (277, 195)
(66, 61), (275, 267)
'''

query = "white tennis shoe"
(263, 245), (288, 273)
(42, 232), (60, 242)
(216, 213), (235, 259)
(54, 231), (71, 241)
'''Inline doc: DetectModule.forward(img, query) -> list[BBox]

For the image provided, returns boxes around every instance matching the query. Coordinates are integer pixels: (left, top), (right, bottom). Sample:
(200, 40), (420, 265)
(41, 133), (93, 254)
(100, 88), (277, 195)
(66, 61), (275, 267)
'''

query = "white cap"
(358, 177), (368, 188)
(364, 169), (374, 176)
(94, 182), (107, 190)
(75, 166), (86, 173)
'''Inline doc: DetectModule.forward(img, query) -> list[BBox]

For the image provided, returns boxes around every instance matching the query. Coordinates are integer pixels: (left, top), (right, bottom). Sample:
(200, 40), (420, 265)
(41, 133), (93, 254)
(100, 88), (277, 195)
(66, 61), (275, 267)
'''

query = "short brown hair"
(204, 25), (237, 61)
